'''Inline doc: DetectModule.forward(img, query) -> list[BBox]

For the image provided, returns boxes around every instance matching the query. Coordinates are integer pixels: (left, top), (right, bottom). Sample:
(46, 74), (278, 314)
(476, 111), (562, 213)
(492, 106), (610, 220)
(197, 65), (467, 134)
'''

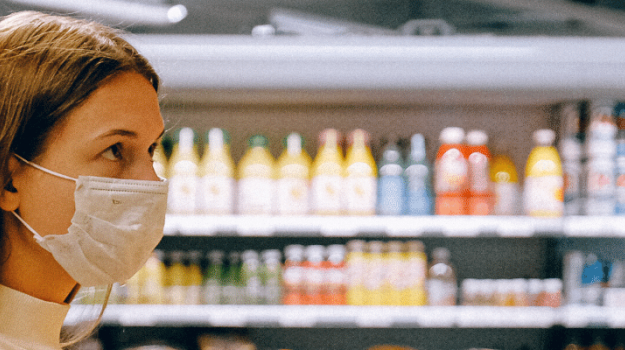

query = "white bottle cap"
(439, 127), (465, 144)
(533, 129), (556, 146)
(466, 130), (489, 146)
(559, 137), (582, 160)
(208, 128), (224, 153)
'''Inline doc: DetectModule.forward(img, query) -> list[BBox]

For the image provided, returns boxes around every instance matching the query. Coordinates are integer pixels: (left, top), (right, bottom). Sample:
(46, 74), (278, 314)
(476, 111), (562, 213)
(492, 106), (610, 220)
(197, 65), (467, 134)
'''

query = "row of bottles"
(563, 250), (625, 307)
(461, 278), (562, 307)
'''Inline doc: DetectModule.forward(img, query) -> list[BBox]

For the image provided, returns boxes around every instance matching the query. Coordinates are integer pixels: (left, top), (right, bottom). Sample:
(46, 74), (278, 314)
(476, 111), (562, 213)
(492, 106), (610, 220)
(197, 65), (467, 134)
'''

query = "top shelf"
(128, 35), (625, 105)
(163, 215), (625, 238)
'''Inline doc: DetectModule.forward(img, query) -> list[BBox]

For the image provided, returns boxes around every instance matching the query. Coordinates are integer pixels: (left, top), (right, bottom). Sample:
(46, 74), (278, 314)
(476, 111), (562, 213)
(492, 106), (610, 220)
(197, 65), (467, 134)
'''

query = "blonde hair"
(0, 11), (160, 347)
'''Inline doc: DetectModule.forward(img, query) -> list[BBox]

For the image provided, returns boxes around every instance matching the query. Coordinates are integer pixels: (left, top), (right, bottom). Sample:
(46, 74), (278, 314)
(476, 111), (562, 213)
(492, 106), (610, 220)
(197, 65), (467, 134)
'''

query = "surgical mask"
(11, 154), (168, 287)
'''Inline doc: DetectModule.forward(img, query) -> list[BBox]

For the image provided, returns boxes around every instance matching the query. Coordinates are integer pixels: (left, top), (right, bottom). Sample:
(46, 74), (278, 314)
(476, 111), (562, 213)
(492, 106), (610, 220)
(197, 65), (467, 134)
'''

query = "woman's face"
(11, 71), (164, 239)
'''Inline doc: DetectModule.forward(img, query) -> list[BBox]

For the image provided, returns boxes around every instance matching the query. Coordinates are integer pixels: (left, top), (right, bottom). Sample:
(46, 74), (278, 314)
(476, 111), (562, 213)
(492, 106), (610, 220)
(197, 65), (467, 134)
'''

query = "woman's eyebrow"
(95, 129), (138, 140)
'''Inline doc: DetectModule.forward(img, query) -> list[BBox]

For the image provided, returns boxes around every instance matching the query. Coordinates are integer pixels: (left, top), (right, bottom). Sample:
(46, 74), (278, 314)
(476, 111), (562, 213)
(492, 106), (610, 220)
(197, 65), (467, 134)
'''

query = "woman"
(0, 11), (169, 350)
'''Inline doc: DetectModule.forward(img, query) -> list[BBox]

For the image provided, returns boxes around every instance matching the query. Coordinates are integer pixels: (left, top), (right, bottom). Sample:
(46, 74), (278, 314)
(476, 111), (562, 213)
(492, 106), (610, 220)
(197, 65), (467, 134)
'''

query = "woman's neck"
(0, 212), (79, 304)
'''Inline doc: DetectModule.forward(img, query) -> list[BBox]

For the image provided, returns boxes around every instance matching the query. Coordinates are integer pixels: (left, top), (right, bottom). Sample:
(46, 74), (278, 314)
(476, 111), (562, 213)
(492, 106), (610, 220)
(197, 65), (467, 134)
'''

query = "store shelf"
(163, 215), (625, 238)
(65, 305), (625, 329)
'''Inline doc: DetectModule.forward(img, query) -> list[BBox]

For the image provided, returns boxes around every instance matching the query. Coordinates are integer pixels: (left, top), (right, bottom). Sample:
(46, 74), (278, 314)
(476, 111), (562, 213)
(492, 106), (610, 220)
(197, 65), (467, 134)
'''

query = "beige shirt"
(0, 284), (69, 350)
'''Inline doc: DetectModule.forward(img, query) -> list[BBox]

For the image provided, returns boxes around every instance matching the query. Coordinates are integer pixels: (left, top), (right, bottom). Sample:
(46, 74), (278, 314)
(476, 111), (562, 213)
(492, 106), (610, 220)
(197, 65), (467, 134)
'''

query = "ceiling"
(1, 0), (625, 36)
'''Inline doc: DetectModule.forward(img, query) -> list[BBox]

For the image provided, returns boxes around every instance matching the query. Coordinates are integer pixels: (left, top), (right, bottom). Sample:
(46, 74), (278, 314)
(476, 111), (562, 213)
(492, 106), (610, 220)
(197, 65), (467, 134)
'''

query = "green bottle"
(203, 250), (224, 304)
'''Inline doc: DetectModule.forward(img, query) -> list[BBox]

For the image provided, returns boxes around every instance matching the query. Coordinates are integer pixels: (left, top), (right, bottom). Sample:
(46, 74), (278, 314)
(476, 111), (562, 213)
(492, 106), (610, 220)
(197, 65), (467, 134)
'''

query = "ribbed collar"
(0, 284), (69, 349)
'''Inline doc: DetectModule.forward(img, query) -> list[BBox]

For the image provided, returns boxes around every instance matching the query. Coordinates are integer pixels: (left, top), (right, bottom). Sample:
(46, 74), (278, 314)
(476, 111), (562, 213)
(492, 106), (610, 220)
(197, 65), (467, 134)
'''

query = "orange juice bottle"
(523, 129), (564, 217)
(311, 129), (344, 215)
(466, 130), (493, 215)
(346, 240), (367, 305)
(237, 135), (276, 215)
(435, 127), (469, 215)
(276, 133), (312, 215)
(282, 244), (305, 305)
(198, 128), (235, 215)
(324, 244), (347, 305)
(490, 153), (520, 215)
(344, 129), (377, 215)
(168, 128), (200, 214)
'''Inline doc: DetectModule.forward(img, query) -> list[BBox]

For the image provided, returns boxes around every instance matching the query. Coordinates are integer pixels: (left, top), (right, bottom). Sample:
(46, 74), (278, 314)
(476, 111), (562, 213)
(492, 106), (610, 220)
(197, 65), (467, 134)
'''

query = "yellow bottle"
(490, 153), (520, 215)
(141, 250), (166, 304)
(167, 128), (200, 214)
(365, 241), (385, 305)
(185, 251), (203, 305)
(404, 241), (427, 306)
(311, 129), (344, 215)
(346, 240), (367, 306)
(344, 129), (377, 215)
(198, 128), (235, 215)
(237, 134), (276, 215)
(276, 133), (312, 215)
(384, 241), (404, 306)
(166, 251), (187, 305)
(524, 129), (564, 217)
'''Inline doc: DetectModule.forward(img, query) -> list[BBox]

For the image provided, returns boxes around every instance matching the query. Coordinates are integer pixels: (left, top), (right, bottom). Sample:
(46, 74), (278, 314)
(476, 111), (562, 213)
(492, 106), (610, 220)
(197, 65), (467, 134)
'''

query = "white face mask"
(11, 154), (168, 287)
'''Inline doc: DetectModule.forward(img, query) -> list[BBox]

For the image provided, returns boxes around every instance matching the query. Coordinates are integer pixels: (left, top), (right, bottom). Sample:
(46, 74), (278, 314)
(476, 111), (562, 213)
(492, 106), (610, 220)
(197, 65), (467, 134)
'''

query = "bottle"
(203, 250), (224, 304)
(563, 250), (585, 305)
(167, 127), (200, 214)
(523, 129), (564, 217)
(282, 244), (305, 305)
(364, 241), (386, 306)
(384, 241), (405, 306)
(615, 102), (625, 214)
(560, 136), (583, 216)
(222, 252), (243, 305)
(346, 240), (367, 306)
(489, 152), (520, 215)
(302, 245), (325, 305)
(241, 250), (263, 304)
(589, 335), (610, 350)
(377, 139), (406, 216)
(435, 127), (469, 215)
(237, 135), (276, 215)
(185, 250), (203, 305)
(311, 129), (344, 215)
(404, 241), (427, 306)
(344, 129), (377, 215)
(404, 134), (433, 215)
(276, 133), (312, 215)
(166, 251), (187, 305)
(261, 249), (282, 305)
(466, 130), (493, 215)
(324, 244), (346, 305)
(198, 128), (235, 215)
(581, 253), (603, 305)
(427, 247), (457, 306)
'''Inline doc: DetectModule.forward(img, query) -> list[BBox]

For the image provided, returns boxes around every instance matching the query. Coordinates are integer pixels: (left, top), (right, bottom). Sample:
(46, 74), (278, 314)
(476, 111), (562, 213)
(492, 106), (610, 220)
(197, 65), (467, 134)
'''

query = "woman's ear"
(0, 156), (21, 211)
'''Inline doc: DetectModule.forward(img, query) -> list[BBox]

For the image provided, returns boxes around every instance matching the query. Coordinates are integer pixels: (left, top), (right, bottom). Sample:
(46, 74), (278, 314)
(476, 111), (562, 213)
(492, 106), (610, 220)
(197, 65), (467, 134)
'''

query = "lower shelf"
(65, 304), (625, 329)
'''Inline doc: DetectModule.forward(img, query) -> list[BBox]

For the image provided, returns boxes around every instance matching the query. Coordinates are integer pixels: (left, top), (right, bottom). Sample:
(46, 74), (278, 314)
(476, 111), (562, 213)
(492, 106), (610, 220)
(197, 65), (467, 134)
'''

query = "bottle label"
(344, 176), (376, 214)
(277, 178), (310, 215)
(435, 148), (468, 193)
(199, 175), (234, 214)
(364, 258), (384, 291)
(493, 183), (519, 215)
(168, 160), (198, 214)
(347, 256), (366, 288)
(524, 175), (564, 216)
(386, 258), (405, 290)
(468, 152), (489, 193)
(586, 161), (615, 198)
(377, 176), (405, 215)
(427, 279), (457, 306)
(238, 177), (274, 214)
(311, 175), (342, 214)
(406, 257), (426, 289)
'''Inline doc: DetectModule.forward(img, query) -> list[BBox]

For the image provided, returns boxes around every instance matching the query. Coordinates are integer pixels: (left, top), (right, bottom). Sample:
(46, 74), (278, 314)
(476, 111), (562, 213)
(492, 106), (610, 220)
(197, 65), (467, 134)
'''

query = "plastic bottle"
(276, 133), (312, 215)
(435, 127), (469, 215)
(185, 250), (203, 305)
(404, 240), (427, 306)
(324, 244), (346, 305)
(581, 253), (603, 305)
(346, 240), (367, 306)
(140, 250), (166, 304)
(404, 134), (433, 215)
(241, 250), (263, 304)
(489, 152), (520, 215)
(523, 129), (564, 217)
(615, 102), (625, 214)
(166, 251), (186, 305)
(560, 136), (583, 216)
(377, 139), (406, 216)
(282, 245), (305, 305)
(344, 129), (377, 215)
(311, 129), (344, 215)
(466, 130), (493, 215)
(198, 128), (235, 215)
(261, 249), (283, 305)
(222, 252), (243, 305)
(384, 241), (404, 305)
(203, 250), (224, 304)
(303, 245), (325, 305)
(167, 128), (200, 214)
(237, 135), (276, 215)
(427, 247), (457, 306)
(365, 241), (385, 305)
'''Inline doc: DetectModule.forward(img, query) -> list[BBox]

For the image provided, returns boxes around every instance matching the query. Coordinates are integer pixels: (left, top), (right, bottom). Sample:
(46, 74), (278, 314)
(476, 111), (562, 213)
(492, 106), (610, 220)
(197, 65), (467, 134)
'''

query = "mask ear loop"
(13, 154), (77, 182)
(11, 211), (45, 243)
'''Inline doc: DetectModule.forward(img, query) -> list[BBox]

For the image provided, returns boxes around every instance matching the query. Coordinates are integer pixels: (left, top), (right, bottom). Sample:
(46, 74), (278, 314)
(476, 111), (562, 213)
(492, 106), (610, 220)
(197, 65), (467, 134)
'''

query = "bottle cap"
(410, 134), (427, 162)
(367, 241), (385, 254)
(242, 250), (259, 262)
(228, 251), (241, 264)
(173, 127), (198, 149)
(261, 249), (282, 262)
(533, 129), (556, 146)
(284, 133), (304, 155)
(406, 240), (425, 252)
(207, 128), (231, 146)
(319, 129), (342, 147)
(347, 240), (366, 253)
(248, 134), (269, 148)
(284, 244), (305, 261)
(305, 245), (326, 262)
(439, 127), (465, 144)
(387, 241), (403, 253)
(466, 130), (488, 146)
(207, 250), (225, 264)
(347, 129), (370, 147)
(432, 247), (451, 261)
(544, 279), (563, 293)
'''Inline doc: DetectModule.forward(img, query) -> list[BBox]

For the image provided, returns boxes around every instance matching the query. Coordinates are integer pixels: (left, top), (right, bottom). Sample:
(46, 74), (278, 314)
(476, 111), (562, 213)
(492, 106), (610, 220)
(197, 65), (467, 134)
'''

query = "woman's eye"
(148, 142), (157, 159)
(102, 143), (123, 161)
